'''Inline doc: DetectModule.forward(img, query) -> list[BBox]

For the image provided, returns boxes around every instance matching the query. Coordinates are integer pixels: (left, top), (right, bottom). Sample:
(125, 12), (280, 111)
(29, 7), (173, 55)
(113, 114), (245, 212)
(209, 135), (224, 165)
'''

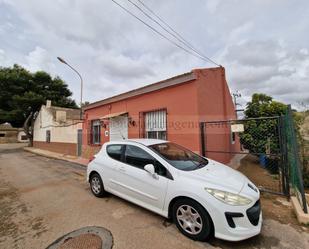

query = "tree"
(240, 93), (287, 154)
(244, 93), (287, 118)
(81, 101), (90, 107)
(0, 64), (77, 145)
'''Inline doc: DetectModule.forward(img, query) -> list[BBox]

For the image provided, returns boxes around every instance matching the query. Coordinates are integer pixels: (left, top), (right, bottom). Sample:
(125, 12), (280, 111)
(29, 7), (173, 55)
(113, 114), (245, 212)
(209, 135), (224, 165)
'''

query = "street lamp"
(57, 57), (83, 120)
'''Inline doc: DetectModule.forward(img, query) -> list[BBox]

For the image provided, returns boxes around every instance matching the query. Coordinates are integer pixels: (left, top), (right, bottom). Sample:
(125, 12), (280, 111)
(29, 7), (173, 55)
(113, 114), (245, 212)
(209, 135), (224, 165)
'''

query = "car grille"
(246, 200), (261, 226)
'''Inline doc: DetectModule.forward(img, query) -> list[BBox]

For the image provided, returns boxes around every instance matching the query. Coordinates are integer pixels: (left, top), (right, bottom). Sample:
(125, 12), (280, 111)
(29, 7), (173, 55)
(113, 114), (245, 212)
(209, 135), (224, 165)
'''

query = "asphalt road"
(0, 144), (309, 249)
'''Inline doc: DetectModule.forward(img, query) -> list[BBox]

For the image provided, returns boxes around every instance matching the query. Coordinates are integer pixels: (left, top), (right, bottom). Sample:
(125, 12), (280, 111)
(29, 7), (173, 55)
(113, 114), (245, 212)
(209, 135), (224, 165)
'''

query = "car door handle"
(119, 167), (126, 172)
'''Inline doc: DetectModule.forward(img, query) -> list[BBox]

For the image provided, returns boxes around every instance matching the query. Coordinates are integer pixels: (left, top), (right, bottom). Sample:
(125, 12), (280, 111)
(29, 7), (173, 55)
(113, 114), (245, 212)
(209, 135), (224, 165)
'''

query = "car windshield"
(149, 142), (208, 171)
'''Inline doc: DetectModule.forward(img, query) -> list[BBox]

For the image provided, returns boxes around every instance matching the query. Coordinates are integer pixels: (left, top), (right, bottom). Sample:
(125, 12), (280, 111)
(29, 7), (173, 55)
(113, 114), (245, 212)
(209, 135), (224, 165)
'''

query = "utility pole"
(232, 91), (242, 119)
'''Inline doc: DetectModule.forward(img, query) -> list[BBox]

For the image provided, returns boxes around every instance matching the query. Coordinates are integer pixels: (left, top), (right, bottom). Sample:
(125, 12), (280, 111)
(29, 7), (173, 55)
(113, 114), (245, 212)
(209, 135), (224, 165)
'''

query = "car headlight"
(205, 187), (252, 206)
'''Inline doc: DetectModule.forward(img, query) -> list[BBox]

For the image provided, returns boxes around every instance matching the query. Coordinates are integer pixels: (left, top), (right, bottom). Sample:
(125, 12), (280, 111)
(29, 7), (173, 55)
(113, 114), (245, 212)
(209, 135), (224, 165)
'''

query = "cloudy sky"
(0, 0), (308, 109)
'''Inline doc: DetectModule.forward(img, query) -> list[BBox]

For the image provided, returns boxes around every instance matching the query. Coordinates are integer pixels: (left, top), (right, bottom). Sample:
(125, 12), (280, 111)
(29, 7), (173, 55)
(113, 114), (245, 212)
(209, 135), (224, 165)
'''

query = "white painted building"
(33, 101), (83, 156)
(17, 130), (29, 142)
(0, 123), (28, 143)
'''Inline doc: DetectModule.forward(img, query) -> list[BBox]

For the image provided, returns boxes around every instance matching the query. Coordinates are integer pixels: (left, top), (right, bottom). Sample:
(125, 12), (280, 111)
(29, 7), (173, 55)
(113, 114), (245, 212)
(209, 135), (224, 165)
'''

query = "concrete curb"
(23, 147), (87, 167)
(291, 195), (309, 224)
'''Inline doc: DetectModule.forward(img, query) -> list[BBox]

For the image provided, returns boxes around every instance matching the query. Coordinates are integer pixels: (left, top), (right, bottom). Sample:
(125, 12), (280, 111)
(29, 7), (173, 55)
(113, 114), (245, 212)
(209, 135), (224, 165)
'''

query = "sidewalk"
(23, 147), (88, 166)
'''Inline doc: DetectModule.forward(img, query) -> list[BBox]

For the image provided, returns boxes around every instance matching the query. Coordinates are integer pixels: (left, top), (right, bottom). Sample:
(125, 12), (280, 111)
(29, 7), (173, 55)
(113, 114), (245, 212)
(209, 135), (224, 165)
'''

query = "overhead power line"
(127, 0), (219, 66)
(134, 0), (220, 66)
(111, 0), (220, 66)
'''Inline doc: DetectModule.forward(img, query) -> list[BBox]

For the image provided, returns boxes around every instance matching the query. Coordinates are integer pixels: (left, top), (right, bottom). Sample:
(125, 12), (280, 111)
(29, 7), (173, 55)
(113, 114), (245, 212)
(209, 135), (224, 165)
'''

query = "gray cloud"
(96, 52), (155, 79)
(24, 46), (56, 72)
(0, 0), (309, 109)
(222, 39), (309, 107)
(225, 40), (283, 66)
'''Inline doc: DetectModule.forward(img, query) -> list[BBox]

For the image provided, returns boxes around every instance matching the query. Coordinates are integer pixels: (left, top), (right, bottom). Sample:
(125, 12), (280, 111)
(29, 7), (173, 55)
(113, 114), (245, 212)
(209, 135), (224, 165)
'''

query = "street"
(1, 144), (309, 249)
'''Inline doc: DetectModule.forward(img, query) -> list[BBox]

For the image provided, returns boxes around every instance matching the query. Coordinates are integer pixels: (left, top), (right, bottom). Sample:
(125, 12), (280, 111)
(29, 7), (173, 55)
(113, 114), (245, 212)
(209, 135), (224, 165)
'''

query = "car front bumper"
(202, 198), (262, 241)
(215, 212), (262, 241)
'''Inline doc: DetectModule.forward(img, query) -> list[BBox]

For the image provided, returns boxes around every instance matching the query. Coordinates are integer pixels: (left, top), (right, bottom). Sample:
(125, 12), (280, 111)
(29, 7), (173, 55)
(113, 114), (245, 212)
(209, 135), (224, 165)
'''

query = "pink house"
(82, 67), (238, 163)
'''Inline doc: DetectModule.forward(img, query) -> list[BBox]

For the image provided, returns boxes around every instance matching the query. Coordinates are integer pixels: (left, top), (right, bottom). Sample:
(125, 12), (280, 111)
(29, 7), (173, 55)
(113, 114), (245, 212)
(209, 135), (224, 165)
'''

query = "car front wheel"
(90, 173), (105, 197)
(172, 198), (213, 241)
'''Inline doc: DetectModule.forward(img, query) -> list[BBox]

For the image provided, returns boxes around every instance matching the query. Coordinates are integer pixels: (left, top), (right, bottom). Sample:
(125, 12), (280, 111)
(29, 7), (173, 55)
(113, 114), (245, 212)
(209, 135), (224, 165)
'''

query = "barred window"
(144, 109), (167, 140)
(92, 120), (101, 145)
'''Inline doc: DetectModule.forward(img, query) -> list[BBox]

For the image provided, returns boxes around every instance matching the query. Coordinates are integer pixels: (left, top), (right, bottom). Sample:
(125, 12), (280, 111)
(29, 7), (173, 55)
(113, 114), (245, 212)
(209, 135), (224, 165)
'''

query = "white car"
(87, 139), (262, 241)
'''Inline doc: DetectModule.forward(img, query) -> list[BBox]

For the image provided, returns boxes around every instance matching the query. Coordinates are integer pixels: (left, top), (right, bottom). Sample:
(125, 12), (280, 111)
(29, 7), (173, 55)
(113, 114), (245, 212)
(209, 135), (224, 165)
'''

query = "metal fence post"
(287, 105), (308, 213)
(280, 115), (290, 197)
(200, 122), (206, 157)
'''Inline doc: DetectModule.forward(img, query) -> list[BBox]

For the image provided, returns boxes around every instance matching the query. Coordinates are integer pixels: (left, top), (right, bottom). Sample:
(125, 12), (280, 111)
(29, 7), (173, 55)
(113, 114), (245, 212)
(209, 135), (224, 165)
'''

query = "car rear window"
(107, 145), (123, 161)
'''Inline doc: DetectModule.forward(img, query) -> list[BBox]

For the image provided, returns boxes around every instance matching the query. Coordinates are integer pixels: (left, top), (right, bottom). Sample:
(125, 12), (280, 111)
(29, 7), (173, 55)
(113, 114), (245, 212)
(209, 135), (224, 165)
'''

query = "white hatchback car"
(87, 139), (262, 241)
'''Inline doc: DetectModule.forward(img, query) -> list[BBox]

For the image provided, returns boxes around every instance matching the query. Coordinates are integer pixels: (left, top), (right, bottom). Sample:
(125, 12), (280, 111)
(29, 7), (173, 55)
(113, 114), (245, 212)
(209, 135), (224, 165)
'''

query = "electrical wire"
(40, 121), (83, 129)
(111, 0), (219, 65)
(111, 0), (207, 62)
(131, 0), (220, 66)
(137, 0), (185, 42)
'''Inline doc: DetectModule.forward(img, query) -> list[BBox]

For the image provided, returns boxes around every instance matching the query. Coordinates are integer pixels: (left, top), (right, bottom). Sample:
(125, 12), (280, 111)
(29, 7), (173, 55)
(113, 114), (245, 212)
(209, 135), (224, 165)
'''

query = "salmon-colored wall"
(194, 67), (238, 163)
(82, 67), (236, 163)
(82, 80), (200, 158)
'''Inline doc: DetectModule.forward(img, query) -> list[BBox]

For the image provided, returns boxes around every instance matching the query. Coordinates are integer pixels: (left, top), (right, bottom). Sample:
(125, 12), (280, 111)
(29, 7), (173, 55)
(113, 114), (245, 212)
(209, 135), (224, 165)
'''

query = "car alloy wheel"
(91, 176), (101, 195)
(173, 198), (213, 241)
(90, 173), (105, 197)
(176, 205), (203, 235)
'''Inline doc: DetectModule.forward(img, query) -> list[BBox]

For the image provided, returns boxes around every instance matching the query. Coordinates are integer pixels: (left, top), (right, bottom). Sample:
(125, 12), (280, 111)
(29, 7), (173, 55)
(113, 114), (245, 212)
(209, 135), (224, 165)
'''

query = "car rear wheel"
(172, 198), (213, 241)
(90, 173), (105, 197)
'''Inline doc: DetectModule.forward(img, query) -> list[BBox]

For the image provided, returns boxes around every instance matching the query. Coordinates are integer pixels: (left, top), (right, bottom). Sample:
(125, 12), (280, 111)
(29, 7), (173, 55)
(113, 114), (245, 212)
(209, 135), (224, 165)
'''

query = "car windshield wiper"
(196, 159), (209, 169)
(196, 163), (206, 169)
(188, 161), (206, 170)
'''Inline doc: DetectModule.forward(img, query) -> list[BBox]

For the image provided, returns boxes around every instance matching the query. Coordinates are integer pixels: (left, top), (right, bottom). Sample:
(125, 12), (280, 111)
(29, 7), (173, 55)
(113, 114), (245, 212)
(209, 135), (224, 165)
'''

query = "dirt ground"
(237, 154), (307, 230)
(1, 144), (309, 249)
(238, 155), (280, 193)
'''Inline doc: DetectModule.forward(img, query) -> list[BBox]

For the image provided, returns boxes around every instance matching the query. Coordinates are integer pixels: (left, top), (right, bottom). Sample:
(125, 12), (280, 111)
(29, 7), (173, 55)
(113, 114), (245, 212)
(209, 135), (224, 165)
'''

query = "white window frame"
(144, 109), (167, 140)
(92, 120), (101, 145)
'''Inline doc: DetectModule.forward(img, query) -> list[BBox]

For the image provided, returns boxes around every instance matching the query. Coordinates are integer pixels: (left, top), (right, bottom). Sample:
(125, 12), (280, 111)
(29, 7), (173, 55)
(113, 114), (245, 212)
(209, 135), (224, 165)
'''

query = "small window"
(107, 145), (123, 161)
(21, 135), (28, 140)
(231, 132), (236, 144)
(0, 133), (5, 137)
(144, 109), (167, 140)
(146, 131), (167, 140)
(92, 120), (101, 145)
(46, 130), (51, 143)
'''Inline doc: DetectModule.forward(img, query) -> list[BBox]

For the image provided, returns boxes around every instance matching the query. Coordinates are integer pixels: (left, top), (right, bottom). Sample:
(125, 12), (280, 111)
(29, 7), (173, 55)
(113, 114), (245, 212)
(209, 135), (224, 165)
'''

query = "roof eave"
(83, 71), (196, 111)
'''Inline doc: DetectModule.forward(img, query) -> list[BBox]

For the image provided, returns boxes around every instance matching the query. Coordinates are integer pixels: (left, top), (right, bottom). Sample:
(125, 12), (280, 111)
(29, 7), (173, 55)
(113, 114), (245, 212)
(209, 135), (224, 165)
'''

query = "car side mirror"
(144, 164), (158, 179)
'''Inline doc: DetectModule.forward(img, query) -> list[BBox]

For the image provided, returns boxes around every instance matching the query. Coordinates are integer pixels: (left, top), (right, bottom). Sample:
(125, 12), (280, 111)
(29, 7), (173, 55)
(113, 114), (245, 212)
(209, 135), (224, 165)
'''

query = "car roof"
(108, 139), (168, 146)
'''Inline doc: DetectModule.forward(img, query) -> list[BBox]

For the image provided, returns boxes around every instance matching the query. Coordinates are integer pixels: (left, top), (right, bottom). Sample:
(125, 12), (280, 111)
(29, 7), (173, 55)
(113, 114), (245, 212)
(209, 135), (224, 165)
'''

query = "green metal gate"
(200, 105), (308, 213)
(283, 105), (308, 213)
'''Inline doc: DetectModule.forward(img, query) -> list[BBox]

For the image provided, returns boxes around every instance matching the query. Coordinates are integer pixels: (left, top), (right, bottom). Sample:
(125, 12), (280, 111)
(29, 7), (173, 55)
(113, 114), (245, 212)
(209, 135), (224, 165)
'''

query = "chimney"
(46, 100), (51, 108)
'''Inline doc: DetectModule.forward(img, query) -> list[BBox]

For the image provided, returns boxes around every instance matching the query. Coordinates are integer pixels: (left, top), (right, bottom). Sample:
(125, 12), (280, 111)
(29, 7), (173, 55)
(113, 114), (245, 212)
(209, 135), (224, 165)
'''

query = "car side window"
(107, 145), (123, 161)
(153, 160), (167, 177)
(124, 145), (168, 177)
(125, 145), (153, 169)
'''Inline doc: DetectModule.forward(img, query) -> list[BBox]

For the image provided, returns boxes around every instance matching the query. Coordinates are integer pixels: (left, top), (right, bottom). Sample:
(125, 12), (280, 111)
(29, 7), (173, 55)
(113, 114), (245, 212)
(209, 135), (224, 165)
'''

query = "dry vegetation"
(297, 111), (309, 188)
